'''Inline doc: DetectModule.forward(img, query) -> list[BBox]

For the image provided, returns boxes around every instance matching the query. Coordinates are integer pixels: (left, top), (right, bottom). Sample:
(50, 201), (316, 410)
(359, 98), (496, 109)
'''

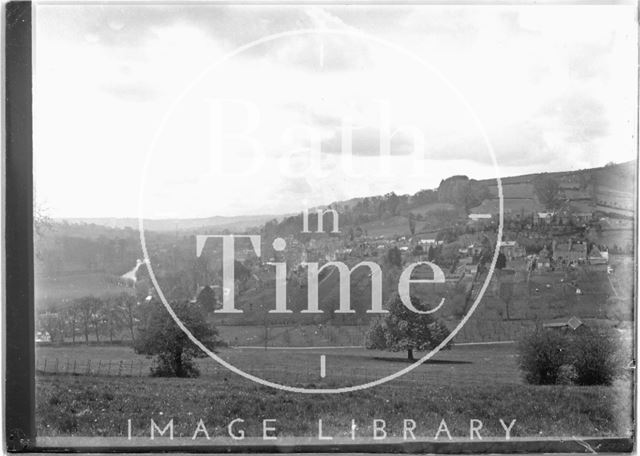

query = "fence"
(37, 357), (148, 377)
(36, 356), (521, 390)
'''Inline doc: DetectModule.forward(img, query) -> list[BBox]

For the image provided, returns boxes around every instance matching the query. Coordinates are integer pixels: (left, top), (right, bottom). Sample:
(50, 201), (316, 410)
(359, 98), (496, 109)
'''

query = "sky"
(34, 2), (638, 219)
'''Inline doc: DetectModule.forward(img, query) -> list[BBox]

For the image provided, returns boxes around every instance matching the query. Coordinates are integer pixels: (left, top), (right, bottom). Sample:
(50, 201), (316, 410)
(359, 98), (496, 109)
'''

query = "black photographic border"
(5, 0), (36, 451)
(3, 0), (636, 453)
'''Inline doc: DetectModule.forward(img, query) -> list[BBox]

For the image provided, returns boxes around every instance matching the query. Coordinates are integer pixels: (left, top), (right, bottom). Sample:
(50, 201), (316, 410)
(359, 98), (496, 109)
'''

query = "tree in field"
(102, 297), (126, 343)
(113, 292), (138, 342)
(365, 294), (450, 361)
(134, 300), (224, 377)
(62, 305), (79, 343)
(77, 296), (102, 344)
(533, 174), (561, 210)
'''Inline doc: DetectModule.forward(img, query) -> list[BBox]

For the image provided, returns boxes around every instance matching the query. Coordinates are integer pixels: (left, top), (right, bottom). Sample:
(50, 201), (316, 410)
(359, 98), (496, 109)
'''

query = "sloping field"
(359, 215), (416, 238)
(470, 198), (545, 215)
(35, 273), (135, 310)
(409, 202), (458, 216)
(486, 182), (534, 199)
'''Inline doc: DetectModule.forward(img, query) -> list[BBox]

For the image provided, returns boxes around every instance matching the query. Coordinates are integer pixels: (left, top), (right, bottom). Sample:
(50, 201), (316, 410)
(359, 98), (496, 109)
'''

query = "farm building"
(553, 239), (588, 263)
(469, 213), (492, 221)
(588, 245), (608, 265)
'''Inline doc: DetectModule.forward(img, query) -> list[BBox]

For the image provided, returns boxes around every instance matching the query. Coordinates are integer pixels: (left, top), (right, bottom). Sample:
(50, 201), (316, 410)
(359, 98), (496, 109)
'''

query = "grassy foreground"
(36, 374), (632, 440)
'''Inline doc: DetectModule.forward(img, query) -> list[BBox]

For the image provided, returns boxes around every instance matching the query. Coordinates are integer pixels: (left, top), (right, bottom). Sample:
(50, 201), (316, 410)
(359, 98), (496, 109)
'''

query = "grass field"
(36, 371), (633, 439)
(36, 344), (523, 388)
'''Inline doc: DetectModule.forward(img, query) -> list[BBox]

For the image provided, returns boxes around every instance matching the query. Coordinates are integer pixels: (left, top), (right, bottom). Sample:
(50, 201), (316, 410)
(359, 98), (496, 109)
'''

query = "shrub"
(557, 364), (578, 385)
(570, 330), (620, 386)
(518, 329), (569, 385)
(150, 352), (200, 378)
(518, 327), (623, 386)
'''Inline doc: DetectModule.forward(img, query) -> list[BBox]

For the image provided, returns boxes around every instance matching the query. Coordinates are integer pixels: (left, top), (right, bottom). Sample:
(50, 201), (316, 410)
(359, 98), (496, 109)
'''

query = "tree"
(62, 305), (79, 343)
(102, 297), (126, 343)
(33, 200), (52, 262)
(533, 174), (561, 210)
(384, 192), (400, 216)
(196, 285), (218, 313)
(77, 296), (102, 344)
(37, 308), (62, 343)
(113, 292), (138, 342)
(412, 189), (438, 206)
(408, 213), (416, 236)
(496, 251), (507, 270)
(134, 300), (224, 377)
(365, 294), (450, 361)
(386, 246), (403, 268)
(437, 176), (490, 212)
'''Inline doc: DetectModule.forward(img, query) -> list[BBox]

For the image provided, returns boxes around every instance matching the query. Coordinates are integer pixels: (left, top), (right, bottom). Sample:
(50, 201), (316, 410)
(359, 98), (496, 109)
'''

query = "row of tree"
(37, 292), (138, 344)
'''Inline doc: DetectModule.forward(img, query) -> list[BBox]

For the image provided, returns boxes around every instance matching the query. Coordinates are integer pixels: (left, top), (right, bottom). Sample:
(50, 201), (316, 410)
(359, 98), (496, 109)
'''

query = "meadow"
(36, 363), (633, 440)
(37, 343), (522, 388)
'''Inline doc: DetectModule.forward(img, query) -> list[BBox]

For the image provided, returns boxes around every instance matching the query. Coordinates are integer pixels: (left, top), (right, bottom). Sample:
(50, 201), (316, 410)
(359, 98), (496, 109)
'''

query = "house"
(553, 239), (588, 263)
(500, 240), (525, 260)
(572, 212), (593, 225)
(534, 212), (554, 225)
(538, 245), (552, 268)
(469, 213), (492, 221)
(464, 262), (479, 275)
(543, 316), (585, 332)
(588, 245), (608, 265)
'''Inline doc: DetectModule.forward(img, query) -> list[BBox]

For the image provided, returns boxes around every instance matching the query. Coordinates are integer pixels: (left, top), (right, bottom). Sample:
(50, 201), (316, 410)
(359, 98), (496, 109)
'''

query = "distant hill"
(58, 161), (635, 232)
(59, 214), (282, 232)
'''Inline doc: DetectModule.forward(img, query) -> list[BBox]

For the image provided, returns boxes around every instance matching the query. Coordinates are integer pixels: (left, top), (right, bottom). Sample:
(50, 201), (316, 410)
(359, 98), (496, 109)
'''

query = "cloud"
(320, 127), (417, 157)
(417, 92), (610, 168)
(278, 177), (313, 196)
(35, 3), (637, 218)
(540, 93), (609, 143)
(100, 81), (160, 103)
(567, 38), (615, 80)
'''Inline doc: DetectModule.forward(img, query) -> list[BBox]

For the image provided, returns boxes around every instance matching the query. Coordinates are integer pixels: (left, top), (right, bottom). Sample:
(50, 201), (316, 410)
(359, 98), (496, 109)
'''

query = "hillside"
(36, 161), (636, 341)
(474, 161), (636, 218)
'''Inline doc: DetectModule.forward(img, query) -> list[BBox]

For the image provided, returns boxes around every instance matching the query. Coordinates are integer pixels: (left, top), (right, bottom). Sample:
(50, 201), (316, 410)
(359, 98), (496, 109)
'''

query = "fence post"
(65, 359), (69, 374)
(54, 358), (59, 374)
(43, 358), (47, 373)
(118, 360), (123, 376)
(97, 360), (102, 376)
(138, 360), (143, 376)
(87, 359), (91, 375)
(72, 360), (77, 374)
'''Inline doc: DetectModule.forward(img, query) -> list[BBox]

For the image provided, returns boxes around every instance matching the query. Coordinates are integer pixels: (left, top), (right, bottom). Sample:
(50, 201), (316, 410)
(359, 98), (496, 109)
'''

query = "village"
(186, 192), (630, 336)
